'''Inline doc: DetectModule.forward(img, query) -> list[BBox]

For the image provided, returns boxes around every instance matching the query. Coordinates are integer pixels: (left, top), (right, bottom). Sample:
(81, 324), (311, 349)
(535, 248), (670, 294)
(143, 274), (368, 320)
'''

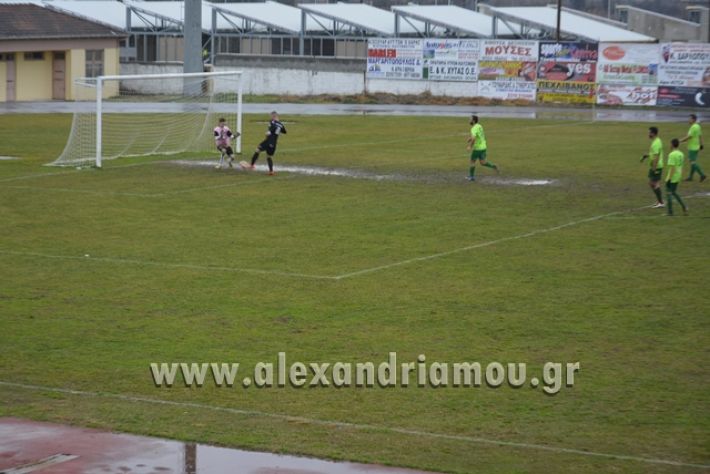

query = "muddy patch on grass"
(166, 159), (557, 187)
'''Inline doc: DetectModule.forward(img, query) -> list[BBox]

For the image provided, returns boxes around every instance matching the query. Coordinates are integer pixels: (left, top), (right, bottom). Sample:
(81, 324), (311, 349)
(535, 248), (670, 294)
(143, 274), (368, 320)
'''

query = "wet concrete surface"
(0, 418), (439, 474)
(0, 101), (702, 123)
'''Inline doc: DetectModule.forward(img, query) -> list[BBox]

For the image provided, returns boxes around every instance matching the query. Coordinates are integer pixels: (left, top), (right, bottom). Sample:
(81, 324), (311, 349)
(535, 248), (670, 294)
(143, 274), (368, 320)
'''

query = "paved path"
(0, 418), (438, 474)
(0, 101), (702, 122)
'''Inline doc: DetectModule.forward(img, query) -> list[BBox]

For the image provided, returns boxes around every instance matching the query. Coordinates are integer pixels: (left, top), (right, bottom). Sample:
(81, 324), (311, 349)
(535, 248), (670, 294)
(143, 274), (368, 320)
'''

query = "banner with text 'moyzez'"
(477, 39), (539, 101)
(366, 38), (423, 80)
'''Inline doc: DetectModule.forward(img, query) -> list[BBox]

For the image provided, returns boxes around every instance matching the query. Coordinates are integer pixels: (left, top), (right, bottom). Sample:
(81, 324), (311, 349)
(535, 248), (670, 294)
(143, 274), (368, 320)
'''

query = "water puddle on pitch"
(168, 160), (556, 186)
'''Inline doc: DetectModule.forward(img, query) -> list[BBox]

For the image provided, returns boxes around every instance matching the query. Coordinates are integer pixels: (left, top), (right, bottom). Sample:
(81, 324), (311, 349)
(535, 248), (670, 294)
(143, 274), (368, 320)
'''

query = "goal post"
(52, 70), (243, 168)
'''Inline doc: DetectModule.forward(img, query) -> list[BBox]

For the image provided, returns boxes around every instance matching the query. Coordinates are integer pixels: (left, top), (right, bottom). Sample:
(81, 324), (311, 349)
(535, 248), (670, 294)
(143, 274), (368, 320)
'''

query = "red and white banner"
(597, 43), (660, 85)
(596, 84), (658, 106)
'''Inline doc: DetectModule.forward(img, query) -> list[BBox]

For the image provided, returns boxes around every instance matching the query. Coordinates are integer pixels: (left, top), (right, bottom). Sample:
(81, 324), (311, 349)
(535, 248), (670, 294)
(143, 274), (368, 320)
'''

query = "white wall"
(120, 62), (480, 98)
(225, 67), (364, 95)
(366, 79), (477, 97)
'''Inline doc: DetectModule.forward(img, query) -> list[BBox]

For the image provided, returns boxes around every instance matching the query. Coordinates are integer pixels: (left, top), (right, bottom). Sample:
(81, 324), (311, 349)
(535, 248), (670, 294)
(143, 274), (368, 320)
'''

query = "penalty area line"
(334, 192), (710, 280)
(0, 175), (295, 198)
(0, 249), (336, 281)
(0, 381), (707, 469)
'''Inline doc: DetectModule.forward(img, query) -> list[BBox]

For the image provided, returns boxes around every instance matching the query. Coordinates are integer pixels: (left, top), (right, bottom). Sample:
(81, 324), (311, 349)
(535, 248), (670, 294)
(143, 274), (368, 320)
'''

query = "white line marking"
(0, 185), (155, 198)
(1, 194), (706, 281)
(0, 120), (593, 184)
(0, 176), (295, 198)
(0, 161), (157, 183)
(1, 454), (79, 474)
(335, 210), (627, 279)
(0, 250), (336, 281)
(334, 193), (710, 279)
(0, 381), (707, 469)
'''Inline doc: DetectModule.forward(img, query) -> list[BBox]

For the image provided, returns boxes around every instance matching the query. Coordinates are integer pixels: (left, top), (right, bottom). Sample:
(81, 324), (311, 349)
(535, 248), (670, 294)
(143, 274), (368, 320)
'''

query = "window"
(85, 49), (104, 77)
(0, 53), (15, 61)
(618, 9), (628, 23)
(688, 10), (701, 24)
(24, 52), (44, 61)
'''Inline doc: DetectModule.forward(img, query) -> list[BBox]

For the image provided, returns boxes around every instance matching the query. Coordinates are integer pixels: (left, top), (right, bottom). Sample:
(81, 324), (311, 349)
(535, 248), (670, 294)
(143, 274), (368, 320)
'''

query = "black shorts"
(666, 181), (679, 192)
(648, 169), (662, 182)
(258, 140), (277, 156)
(218, 145), (233, 155)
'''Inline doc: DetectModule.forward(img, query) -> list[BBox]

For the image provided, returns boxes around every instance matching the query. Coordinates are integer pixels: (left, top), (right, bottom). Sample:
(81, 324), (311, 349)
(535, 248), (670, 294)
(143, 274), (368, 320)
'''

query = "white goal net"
(52, 71), (243, 167)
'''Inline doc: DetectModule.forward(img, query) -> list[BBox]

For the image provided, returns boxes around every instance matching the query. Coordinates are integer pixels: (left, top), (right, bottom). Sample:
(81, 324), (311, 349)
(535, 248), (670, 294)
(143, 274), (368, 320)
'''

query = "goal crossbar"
(52, 70), (243, 168)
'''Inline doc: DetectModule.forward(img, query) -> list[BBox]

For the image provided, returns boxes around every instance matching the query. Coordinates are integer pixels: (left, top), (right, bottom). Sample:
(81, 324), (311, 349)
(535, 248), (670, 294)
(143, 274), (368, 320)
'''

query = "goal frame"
(92, 70), (243, 168)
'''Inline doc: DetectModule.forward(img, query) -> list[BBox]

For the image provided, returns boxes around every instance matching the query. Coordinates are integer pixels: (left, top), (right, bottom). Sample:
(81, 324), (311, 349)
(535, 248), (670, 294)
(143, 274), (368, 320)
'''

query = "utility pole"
(556, 0), (562, 41)
(184, 0), (202, 74)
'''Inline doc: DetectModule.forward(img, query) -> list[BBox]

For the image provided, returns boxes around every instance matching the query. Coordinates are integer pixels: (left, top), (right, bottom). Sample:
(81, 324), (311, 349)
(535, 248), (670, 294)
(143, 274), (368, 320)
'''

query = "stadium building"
(0, 4), (124, 101)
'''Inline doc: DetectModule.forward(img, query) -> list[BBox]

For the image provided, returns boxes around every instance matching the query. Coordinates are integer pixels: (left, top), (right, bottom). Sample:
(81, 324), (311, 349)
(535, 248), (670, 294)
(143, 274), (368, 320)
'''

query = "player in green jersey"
(680, 114), (705, 182)
(640, 126), (665, 208)
(665, 138), (688, 216)
(466, 115), (498, 182)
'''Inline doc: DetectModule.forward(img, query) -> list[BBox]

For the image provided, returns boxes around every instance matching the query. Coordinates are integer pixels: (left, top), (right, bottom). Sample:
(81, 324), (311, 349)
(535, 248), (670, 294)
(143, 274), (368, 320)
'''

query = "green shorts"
(666, 181), (679, 192)
(688, 150), (699, 162)
(648, 169), (662, 182)
(470, 149), (487, 161)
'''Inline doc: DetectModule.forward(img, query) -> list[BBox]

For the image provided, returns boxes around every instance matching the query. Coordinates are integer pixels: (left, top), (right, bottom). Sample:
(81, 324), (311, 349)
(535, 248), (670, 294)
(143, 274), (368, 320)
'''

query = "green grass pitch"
(0, 113), (709, 473)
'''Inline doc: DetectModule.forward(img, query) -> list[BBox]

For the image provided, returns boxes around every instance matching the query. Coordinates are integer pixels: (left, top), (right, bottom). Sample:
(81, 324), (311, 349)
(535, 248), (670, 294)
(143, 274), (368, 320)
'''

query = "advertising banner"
(539, 42), (598, 62)
(537, 80), (596, 104)
(367, 38), (423, 80)
(422, 39), (480, 82)
(596, 84), (658, 106)
(597, 43), (660, 85)
(537, 61), (596, 82)
(537, 42), (597, 103)
(658, 42), (710, 87)
(478, 40), (537, 100)
(480, 40), (539, 62)
(478, 61), (537, 81)
(656, 86), (710, 108)
(477, 81), (537, 101)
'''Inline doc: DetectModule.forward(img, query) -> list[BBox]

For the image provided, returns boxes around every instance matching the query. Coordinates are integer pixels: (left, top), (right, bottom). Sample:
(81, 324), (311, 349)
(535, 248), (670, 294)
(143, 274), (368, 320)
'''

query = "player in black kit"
(250, 111), (287, 175)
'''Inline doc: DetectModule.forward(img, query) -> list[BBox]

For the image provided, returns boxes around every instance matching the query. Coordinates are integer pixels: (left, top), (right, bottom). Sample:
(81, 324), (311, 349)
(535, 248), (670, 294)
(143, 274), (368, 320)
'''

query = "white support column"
(236, 75), (243, 154)
(95, 77), (103, 168)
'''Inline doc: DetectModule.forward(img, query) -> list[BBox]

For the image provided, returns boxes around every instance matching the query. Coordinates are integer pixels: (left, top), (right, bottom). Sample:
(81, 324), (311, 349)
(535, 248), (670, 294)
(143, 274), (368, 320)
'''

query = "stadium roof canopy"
(210, 1), (327, 35)
(298, 2), (419, 37)
(391, 5), (516, 38)
(43, 0), (227, 32)
(42, 1), (134, 31)
(487, 6), (656, 42)
(125, 0), (214, 32)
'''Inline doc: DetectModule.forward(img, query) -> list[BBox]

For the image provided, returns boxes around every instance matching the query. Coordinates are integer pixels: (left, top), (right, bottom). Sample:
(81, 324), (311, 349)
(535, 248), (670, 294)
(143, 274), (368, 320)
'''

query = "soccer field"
(0, 113), (709, 473)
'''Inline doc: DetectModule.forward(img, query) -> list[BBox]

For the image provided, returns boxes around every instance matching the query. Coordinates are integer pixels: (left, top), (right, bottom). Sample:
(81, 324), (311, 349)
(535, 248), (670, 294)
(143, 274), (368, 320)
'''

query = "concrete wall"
(120, 58), (480, 98)
(620, 6), (708, 42)
(0, 61), (6, 102)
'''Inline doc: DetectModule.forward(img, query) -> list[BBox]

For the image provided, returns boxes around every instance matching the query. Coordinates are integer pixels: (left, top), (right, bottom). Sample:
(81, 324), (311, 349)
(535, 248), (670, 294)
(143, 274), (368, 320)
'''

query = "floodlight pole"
(555, 0), (561, 41)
